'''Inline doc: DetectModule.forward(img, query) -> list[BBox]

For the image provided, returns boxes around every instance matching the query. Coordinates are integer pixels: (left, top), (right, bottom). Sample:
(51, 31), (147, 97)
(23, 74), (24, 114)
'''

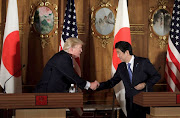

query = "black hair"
(115, 41), (133, 55)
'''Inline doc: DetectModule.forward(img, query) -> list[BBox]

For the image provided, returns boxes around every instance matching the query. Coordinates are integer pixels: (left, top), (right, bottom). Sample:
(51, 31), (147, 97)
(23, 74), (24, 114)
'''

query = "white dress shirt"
(126, 55), (134, 72)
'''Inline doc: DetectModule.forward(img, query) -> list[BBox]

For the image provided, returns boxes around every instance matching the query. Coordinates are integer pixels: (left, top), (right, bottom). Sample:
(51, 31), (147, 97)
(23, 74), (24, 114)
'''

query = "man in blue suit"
(97, 41), (161, 118)
(35, 37), (99, 93)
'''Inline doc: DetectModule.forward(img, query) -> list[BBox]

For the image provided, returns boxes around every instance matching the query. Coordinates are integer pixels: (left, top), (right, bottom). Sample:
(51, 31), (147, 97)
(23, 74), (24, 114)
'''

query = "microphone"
(3, 64), (25, 93)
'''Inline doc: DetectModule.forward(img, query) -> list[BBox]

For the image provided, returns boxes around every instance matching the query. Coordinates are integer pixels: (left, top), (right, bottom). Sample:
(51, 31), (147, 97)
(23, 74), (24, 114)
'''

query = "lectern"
(0, 93), (83, 118)
(134, 92), (180, 118)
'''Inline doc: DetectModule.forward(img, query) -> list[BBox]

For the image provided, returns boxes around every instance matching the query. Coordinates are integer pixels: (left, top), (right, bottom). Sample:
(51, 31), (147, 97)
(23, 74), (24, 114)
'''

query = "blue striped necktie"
(128, 63), (132, 83)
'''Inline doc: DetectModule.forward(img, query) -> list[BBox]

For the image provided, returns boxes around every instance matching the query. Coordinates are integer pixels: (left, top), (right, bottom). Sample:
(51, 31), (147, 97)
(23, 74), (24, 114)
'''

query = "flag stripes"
(165, 0), (180, 92)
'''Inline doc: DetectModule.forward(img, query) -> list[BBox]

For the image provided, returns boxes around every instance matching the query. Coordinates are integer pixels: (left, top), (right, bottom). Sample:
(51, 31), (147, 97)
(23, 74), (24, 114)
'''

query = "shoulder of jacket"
(134, 56), (148, 61)
(118, 62), (126, 67)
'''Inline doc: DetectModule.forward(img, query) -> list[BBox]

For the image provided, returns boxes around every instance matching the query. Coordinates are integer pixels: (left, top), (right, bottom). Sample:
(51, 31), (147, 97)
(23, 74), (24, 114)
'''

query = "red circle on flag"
(113, 27), (131, 69)
(2, 31), (21, 77)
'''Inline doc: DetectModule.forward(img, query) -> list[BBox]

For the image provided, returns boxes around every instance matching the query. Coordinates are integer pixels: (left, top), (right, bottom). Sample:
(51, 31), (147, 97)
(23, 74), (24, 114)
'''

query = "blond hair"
(63, 37), (84, 52)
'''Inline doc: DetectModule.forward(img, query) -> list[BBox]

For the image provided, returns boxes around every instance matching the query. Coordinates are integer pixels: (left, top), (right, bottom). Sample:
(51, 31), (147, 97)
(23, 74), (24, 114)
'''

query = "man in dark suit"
(97, 41), (161, 118)
(35, 37), (99, 93)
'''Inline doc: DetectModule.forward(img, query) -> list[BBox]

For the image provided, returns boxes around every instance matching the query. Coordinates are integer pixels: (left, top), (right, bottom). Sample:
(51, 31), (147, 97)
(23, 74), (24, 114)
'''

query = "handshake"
(90, 81), (100, 90)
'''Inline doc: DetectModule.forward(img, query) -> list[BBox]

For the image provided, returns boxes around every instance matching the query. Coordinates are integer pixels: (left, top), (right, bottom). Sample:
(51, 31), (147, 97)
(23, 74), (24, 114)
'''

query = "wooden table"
(134, 92), (180, 118)
(0, 93), (83, 118)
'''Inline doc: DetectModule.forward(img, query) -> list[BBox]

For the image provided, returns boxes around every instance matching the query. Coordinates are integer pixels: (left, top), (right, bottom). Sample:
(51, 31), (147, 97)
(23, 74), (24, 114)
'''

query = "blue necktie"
(128, 63), (132, 83)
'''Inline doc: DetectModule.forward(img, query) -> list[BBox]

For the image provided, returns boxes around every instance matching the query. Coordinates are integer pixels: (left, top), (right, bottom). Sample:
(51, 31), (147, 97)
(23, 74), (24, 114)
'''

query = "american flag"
(60, 0), (81, 76)
(165, 0), (180, 92)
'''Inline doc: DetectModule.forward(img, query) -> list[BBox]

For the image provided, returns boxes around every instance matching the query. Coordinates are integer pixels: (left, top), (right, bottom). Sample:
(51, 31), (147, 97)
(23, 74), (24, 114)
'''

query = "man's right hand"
(90, 80), (100, 90)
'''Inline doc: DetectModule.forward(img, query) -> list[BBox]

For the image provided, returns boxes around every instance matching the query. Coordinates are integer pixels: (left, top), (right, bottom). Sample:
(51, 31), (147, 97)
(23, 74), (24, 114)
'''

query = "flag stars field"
(59, 0), (81, 75)
(175, 42), (179, 46)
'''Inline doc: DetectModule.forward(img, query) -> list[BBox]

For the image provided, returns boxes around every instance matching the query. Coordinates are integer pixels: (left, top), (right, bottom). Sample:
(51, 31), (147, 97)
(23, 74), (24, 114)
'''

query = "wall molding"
(130, 24), (144, 35)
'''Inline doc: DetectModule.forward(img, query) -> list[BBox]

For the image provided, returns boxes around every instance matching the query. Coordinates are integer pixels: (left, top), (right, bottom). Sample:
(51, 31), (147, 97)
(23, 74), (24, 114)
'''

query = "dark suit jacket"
(97, 56), (161, 98)
(34, 50), (87, 93)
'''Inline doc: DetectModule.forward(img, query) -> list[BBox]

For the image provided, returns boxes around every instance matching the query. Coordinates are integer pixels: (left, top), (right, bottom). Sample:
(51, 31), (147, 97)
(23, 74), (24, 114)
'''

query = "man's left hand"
(134, 83), (146, 90)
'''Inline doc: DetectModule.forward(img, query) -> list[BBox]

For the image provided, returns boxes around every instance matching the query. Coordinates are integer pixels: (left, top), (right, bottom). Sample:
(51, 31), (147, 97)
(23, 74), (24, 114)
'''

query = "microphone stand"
(3, 65), (25, 93)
